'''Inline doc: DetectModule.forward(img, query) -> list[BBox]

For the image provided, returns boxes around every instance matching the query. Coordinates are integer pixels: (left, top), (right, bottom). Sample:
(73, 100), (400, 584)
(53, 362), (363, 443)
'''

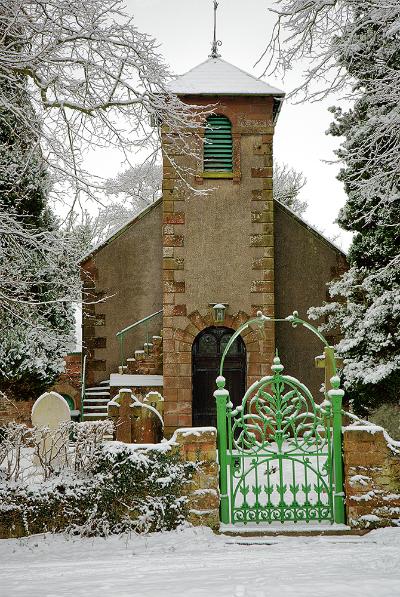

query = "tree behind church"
(0, 0), (212, 401)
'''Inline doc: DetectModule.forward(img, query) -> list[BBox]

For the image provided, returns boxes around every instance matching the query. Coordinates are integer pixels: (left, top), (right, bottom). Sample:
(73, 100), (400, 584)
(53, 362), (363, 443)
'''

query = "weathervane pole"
(209, 0), (222, 58)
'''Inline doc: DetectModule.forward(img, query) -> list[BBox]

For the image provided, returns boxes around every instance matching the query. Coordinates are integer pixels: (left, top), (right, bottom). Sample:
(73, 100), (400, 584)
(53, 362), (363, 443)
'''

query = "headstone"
(108, 388), (139, 443)
(315, 346), (344, 393)
(31, 391), (71, 429)
(31, 391), (71, 469)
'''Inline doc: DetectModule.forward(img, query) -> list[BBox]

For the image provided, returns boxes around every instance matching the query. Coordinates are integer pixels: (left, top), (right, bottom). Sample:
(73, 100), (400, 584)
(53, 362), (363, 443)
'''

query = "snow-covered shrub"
(82, 443), (196, 535)
(0, 422), (32, 483)
(0, 422), (196, 537)
(73, 420), (114, 472)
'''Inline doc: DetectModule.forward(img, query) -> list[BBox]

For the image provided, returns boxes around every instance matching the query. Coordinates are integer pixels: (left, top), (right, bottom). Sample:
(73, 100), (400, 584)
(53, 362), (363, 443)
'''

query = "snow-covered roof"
(168, 58), (285, 96)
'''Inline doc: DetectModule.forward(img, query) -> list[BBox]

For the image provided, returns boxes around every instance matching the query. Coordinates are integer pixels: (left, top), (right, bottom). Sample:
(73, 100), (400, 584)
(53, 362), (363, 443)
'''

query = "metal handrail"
(80, 353), (87, 421)
(116, 309), (163, 367)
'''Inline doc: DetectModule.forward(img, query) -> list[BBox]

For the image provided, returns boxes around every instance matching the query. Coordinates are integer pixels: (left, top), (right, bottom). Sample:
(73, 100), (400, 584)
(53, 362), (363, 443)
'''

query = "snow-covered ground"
(1, 527), (400, 597)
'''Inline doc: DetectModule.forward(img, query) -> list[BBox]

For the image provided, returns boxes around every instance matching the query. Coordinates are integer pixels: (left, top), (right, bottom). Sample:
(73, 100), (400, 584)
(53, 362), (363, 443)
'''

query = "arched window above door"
(198, 332), (218, 355)
(193, 327), (245, 357)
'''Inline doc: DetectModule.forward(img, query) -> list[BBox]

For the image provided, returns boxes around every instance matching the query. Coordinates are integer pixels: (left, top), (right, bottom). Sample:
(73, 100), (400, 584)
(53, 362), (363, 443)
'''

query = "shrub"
(0, 422), (196, 537)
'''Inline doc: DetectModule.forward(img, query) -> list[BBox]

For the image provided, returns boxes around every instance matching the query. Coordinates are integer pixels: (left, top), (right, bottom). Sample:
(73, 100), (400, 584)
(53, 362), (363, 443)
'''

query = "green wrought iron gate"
(215, 311), (345, 526)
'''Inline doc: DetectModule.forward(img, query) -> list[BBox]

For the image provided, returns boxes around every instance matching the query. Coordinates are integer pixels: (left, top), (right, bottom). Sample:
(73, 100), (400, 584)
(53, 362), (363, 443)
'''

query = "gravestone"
(31, 391), (71, 468)
(31, 391), (71, 429)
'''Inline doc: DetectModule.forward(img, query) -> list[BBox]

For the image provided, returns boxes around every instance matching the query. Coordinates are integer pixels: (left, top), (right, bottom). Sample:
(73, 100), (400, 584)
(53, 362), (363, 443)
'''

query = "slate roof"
(168, 57), (285, 96)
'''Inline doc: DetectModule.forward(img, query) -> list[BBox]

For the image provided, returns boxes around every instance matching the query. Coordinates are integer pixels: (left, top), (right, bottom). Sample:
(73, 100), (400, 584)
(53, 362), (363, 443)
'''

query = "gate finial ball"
(271, 354), (284, 373)
(216, 375), (226, 389)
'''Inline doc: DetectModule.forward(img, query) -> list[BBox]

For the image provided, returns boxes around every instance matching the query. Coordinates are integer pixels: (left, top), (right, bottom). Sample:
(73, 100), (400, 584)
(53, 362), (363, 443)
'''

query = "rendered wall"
(274, 202), (347, 400)
(82, 202), (163, 386)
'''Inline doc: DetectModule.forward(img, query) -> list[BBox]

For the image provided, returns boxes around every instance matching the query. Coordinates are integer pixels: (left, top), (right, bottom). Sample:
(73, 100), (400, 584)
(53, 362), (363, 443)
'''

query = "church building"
(81, 55), (347, 437)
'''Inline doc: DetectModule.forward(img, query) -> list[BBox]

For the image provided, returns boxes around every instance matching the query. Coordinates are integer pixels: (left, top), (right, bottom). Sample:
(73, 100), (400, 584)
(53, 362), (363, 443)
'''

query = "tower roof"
(168, 57), (285, 97)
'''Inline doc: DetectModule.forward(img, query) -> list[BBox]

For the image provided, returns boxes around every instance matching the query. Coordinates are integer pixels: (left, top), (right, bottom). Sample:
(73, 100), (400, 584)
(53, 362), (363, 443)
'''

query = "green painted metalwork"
(215, 311), (345, 526)
(116, 309), (163, 367)
(204, 115), (233, 172)
(80, 353), (87, 422)
(329, 376), (345, 524)
(215, 378), (230, 524)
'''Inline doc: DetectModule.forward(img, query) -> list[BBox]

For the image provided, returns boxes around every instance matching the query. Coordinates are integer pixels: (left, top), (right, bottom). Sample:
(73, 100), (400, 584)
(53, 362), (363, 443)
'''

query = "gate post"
(214, 376), (230, 524)
(329, 375), (345, 524)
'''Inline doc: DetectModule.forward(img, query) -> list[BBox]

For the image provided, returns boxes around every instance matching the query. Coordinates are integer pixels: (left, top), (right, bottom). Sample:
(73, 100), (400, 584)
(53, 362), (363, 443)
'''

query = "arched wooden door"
(192, 327), (246, 427)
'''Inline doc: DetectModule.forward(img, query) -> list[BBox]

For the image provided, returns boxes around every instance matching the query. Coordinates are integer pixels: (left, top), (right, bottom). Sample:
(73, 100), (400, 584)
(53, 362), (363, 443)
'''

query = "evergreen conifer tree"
(308, 11), (400, 414)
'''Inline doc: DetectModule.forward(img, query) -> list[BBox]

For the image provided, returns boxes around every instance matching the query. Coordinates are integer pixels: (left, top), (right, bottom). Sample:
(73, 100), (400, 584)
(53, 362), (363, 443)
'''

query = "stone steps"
(123, 334), (163, 376)
(85, 386), (108, 391)
(219, 523), (367, 538)
(83, 381), (111, 422)
(82, 332), (162, 425)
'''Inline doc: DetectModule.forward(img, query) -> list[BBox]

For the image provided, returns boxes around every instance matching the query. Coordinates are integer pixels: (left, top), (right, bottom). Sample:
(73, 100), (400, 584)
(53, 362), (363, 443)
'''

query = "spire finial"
(209, 1), (222, 58)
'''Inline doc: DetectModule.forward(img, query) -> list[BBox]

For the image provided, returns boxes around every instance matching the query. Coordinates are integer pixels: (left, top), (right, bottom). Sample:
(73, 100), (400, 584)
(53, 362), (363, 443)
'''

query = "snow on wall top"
(168, 58), (285, 96)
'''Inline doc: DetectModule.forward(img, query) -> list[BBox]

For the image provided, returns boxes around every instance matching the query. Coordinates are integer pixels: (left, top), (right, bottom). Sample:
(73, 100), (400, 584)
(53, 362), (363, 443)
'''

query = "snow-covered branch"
(273, 162), (308, 215)
(0, 0), (212, 210)
(259, 0), (400, 221)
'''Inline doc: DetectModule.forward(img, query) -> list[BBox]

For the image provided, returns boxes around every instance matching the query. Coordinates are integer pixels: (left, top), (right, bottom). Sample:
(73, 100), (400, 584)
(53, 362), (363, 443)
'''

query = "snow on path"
(0, 527), (400, 597)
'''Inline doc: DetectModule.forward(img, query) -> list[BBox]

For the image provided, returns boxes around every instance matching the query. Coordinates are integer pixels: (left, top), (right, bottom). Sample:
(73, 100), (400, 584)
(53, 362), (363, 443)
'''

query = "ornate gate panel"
(215, 312), (345, 526)
(228, 356), (333, 524)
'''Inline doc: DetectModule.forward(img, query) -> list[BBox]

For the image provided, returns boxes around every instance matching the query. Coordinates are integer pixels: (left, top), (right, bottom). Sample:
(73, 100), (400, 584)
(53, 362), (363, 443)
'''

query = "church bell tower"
(161, 51), (285, 436)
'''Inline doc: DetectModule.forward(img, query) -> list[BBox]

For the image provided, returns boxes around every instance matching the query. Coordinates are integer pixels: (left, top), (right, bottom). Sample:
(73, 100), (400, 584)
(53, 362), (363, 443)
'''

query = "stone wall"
(0, 396), (34, 426)
(343, 424), (400, 529)
(274, 201), (348, 400)
(51, 352), (82, 410)
(172, 427), (219, 529)
(81, 200), (163, 387)
(0, 425), (220, 538)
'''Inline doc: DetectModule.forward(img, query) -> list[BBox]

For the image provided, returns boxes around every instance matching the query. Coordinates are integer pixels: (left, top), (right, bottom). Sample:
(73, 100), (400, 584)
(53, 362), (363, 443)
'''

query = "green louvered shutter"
(204, 115), (233, 172)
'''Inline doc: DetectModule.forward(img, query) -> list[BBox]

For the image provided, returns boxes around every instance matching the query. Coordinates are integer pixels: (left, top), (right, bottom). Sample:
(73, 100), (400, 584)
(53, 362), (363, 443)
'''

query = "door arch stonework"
(162, 309), (275, 435)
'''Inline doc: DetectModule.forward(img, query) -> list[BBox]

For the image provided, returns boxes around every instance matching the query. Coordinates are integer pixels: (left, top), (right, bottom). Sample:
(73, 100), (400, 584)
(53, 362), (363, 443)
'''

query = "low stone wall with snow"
(0, 423), (219, 538)
(172, 427), (219, 530)
(343, 424), (400, 529)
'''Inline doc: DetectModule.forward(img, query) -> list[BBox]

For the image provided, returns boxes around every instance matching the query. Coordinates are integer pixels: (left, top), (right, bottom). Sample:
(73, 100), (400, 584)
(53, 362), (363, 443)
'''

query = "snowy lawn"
(1, 527), (400, 597)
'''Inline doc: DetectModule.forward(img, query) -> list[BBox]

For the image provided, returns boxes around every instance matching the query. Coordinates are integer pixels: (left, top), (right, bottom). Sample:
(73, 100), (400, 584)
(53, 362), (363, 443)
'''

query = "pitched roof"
(80, 198), (162, 264)
(168, 57), (285, 96)
(274, 199), (347, 256)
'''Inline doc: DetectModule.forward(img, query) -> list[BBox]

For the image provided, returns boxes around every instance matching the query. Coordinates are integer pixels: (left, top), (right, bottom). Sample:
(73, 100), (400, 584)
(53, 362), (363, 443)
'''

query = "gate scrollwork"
(214, 311), (345, 526)
(231, 355), (330, 456)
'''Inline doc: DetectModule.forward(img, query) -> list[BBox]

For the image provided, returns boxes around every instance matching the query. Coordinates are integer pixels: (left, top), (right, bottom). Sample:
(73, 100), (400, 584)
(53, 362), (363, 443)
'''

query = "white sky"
(85, 0), (352, 250)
